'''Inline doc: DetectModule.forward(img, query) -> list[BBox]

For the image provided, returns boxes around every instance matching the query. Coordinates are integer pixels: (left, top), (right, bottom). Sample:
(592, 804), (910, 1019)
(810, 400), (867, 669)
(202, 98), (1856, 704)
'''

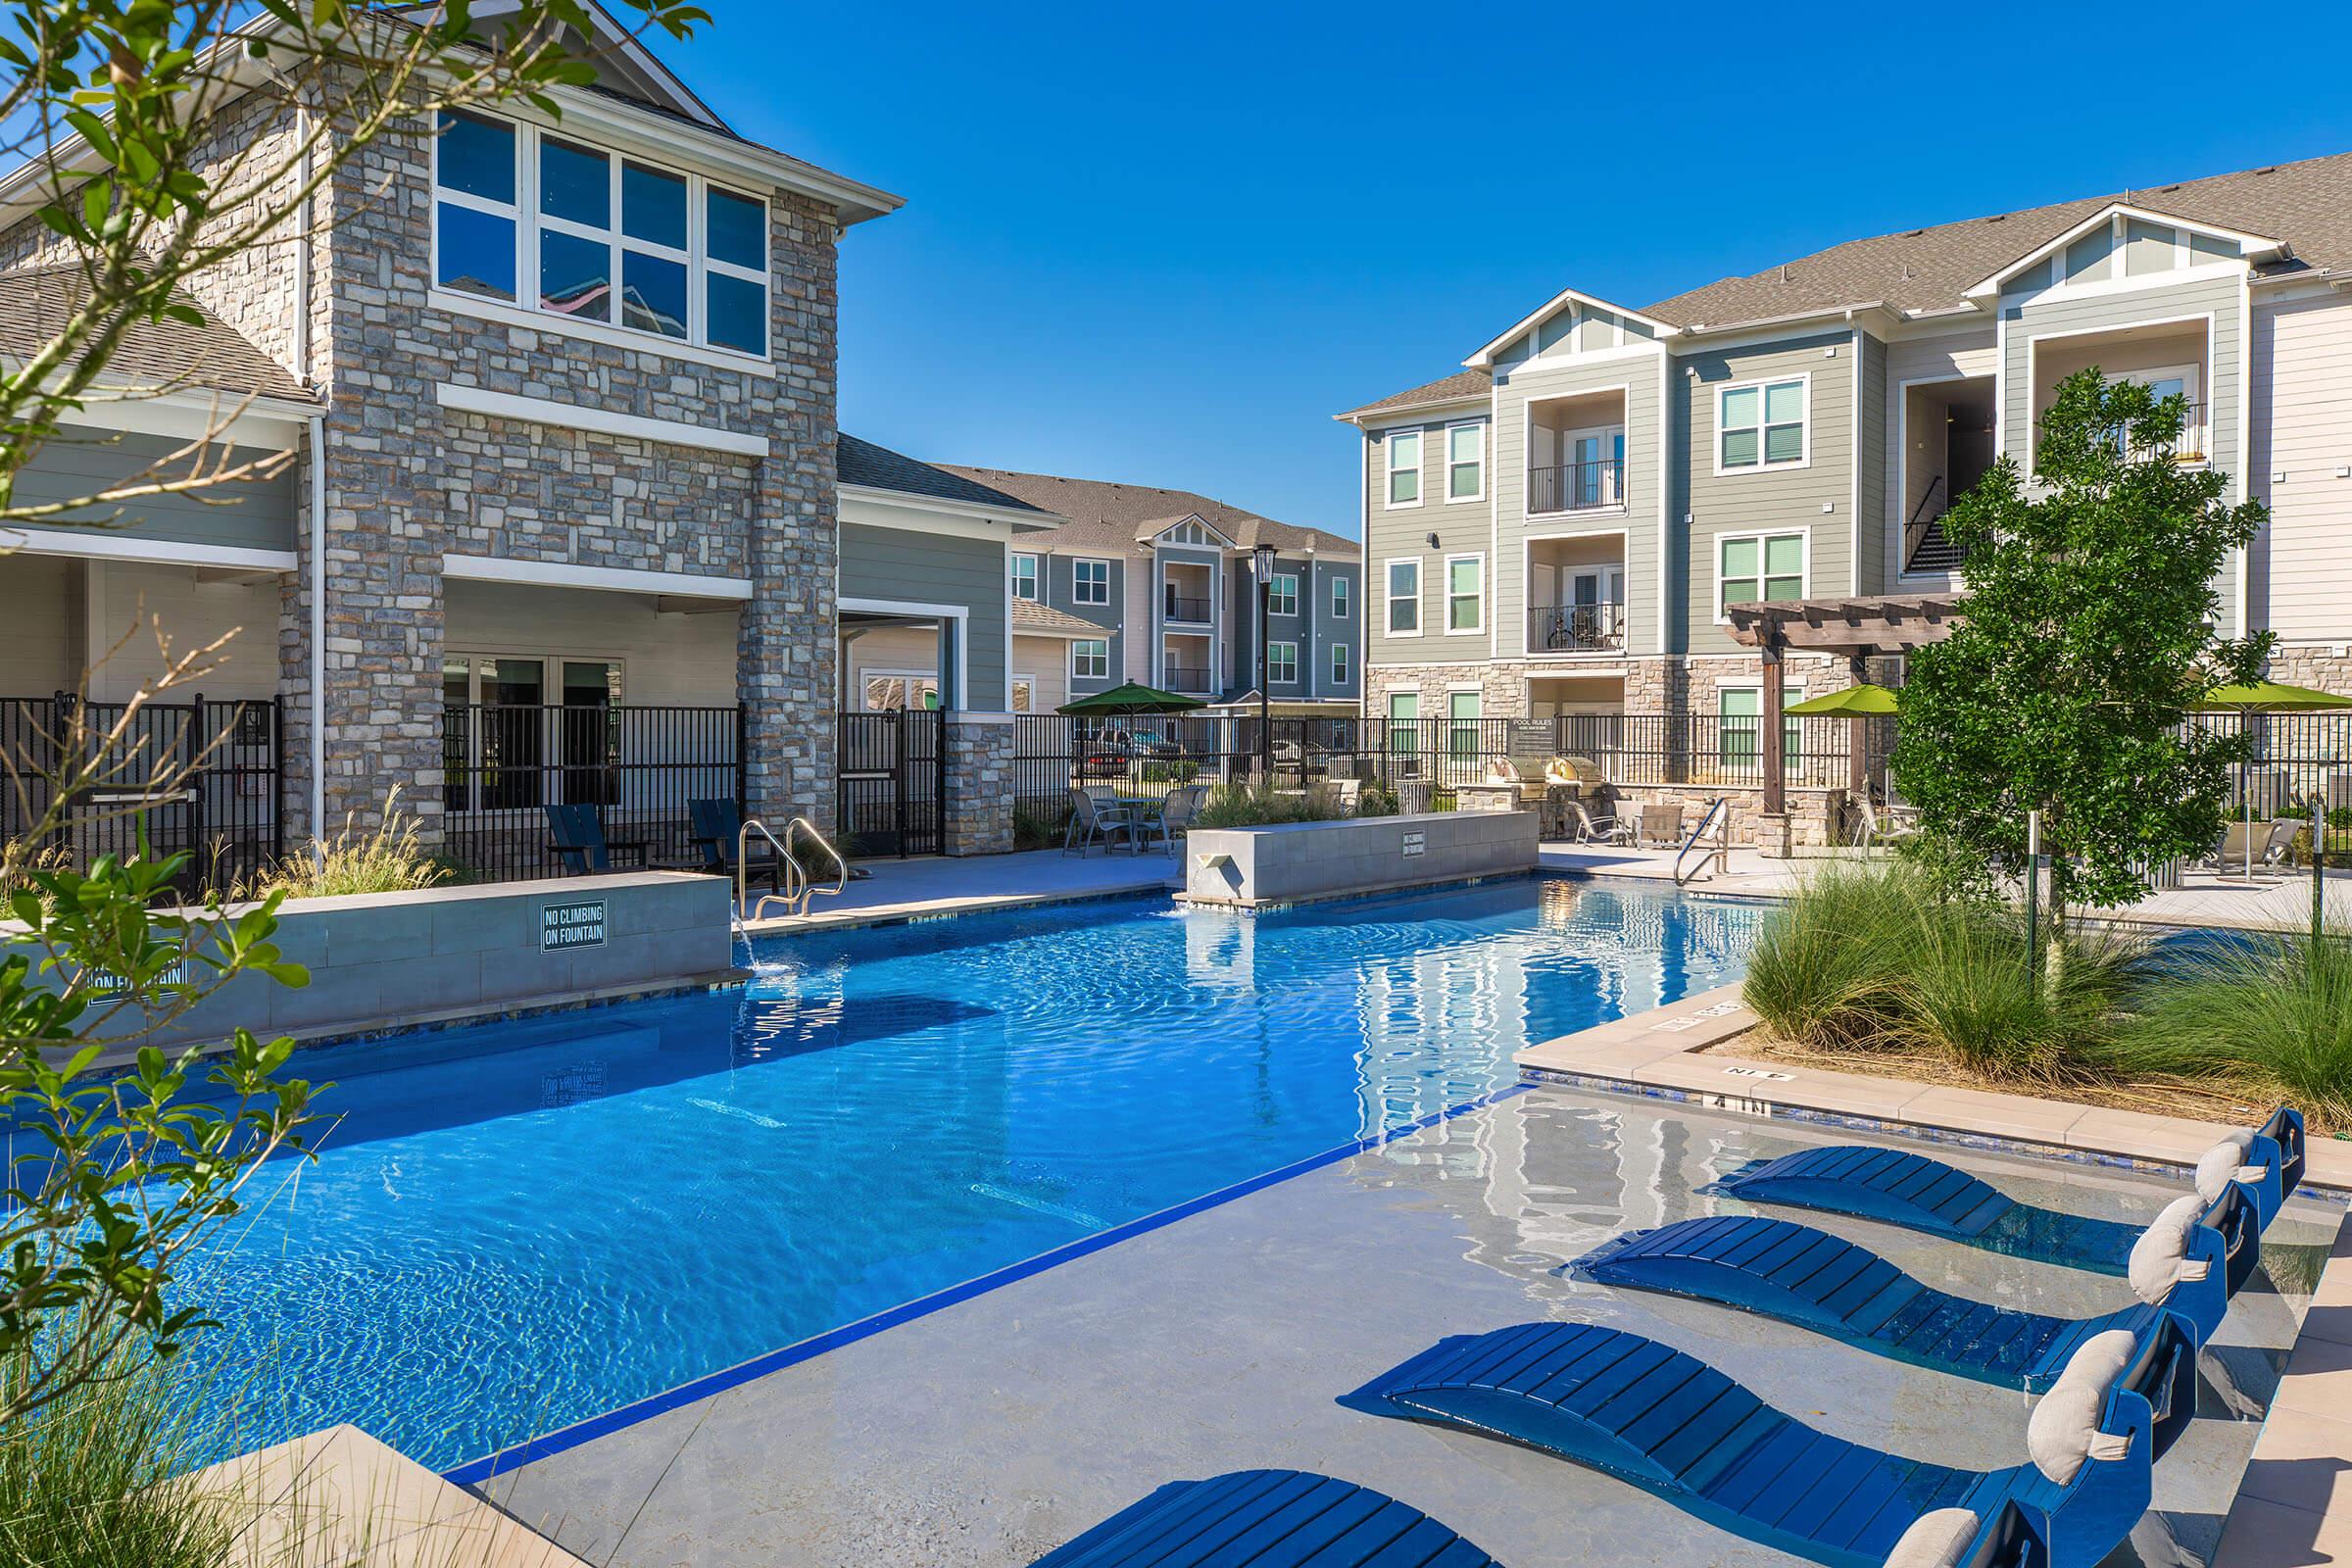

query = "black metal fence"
(839, 708), (946, 858)
(440, 704), (741, 880)
(2191, 710), (2352, 817)
(1, 692), (282, 894)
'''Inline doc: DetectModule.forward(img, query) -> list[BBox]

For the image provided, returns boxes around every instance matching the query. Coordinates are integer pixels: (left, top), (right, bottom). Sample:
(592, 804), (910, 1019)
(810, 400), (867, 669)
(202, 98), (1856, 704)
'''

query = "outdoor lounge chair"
(1025, 1469), (1504, 1567)
(1143, 783), (1207, 856)
(686, 798), (782, 896)
(1345, 1320), (2172, 1568)
(1570, 798), (1634, 846)
(544, 803), (648, 875)
(1705, 1109), (2304, 1270)
(1568, 1190), (2235, 1394)
(1063, 785), (1137, 856)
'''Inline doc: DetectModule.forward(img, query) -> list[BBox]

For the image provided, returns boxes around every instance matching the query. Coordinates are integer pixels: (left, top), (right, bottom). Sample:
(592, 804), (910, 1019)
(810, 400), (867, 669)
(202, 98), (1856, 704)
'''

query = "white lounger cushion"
(2194, 1133), (2267, 1205)
(1883, 1508), (1982, 1568)
(2029, 1329), (2140, 1484)
(2128, 1194), (2214, 1305)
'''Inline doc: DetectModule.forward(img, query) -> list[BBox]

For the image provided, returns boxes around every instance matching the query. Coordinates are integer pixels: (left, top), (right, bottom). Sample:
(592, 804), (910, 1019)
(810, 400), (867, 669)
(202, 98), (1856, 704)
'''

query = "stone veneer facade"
(3, 87), (844, 843)
(942, 714), (1016, 856)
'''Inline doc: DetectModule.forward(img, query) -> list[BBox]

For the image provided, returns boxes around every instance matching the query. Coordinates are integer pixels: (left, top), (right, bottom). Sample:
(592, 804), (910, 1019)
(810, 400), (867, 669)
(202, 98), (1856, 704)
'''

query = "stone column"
(943, 711), (1015, 856)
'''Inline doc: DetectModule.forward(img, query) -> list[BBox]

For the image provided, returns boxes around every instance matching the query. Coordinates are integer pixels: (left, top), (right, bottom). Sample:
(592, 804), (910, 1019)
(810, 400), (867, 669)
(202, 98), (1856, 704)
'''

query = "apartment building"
(933, 467), (1363, 715)
(1341, 152), (2352, 746)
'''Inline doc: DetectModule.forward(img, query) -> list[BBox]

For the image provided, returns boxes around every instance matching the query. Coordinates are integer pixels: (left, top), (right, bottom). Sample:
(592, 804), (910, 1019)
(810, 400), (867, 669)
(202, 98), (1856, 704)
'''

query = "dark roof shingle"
(1336, 369), (1493, 420)
(0, 266), (311, 403)
(839, 433), (1053, 514)
(934, 466), (1357, 558)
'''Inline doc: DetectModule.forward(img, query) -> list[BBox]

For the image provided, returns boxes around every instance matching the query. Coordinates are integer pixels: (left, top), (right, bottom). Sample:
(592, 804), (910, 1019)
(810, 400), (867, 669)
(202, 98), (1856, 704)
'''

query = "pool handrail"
(1674, 798), (1731, 886)
(737, 815), (850, 920)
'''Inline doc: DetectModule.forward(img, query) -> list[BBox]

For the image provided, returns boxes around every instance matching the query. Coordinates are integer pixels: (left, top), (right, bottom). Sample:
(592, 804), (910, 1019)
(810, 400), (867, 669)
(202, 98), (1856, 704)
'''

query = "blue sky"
(647, 1), (2352, 539)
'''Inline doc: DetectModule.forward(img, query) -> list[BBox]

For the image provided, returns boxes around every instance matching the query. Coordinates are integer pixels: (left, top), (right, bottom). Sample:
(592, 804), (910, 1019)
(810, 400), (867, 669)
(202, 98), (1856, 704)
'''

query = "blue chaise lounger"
(1028, 1468), (2056, 1568)
(1568, 1184), (2245, 1393)
(1345, 1318), (2184, 1568)
(1704, 1107), (2303, 1274)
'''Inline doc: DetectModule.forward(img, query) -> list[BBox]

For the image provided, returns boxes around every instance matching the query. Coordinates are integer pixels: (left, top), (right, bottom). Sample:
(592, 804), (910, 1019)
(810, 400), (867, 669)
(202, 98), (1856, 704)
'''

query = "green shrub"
(1013, 799), (1073, 852)
(2110, 931), (2352, 1129)
(1354, 785), (1400, 818)
(2330, 806), (2352, 832)
(1741, 863), (1926, 1052)
(1138, 760), (1200, 787)
(241, 790), (444, 902)
(1191, 780), (1344, 831)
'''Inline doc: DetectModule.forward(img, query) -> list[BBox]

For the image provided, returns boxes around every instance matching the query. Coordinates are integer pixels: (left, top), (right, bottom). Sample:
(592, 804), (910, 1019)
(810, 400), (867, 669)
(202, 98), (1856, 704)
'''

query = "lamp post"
(1251, 543), (1277, 784)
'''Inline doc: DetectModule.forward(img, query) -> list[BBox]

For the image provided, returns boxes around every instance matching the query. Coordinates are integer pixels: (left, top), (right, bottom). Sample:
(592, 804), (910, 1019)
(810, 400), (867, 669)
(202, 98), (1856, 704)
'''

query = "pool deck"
(484, 1084), (2335, 1568)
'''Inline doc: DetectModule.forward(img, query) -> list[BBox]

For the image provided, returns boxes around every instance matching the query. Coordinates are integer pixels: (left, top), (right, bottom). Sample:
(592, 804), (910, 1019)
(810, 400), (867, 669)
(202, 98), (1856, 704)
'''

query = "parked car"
(1078, 727), (1183, 770)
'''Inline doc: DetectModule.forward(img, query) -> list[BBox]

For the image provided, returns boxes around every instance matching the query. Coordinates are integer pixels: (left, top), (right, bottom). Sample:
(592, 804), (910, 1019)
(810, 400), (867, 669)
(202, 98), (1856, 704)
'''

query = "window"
(1071, 639), (1109, 680)
(863, 672), (940, 711)
(1332, 642), (1350, 685)
(1010, 554), (1039, 602)
(1268, 641), (1298, 685)
(1386, 560), (1420, 635)
(1072, 559), (1110, 606)
(1010, 676), (1035, 712)
(1331, 576), (1349, 618)
(1387, 429), (1422, 506)
(1446, 554), (1484, 634)
(441, 654), (621, 813)
(1447, 689), (1483, 760)
(1718, 532), (1805, 616)
(1719, 687), (1802, 774)
(1268, 572), (1298, 617)
(1387, 691), (1420, 755)
(432, 110), (769, 358)
(1446, 422), (1484, 501)
(1719, 376), (1808, 470)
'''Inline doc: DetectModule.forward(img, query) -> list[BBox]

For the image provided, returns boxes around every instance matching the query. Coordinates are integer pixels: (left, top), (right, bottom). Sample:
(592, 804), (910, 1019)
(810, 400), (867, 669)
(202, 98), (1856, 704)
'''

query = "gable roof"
(0, 266), (314, 405)
(838, 434), (1055, 519)
(937, 466), (1359, 559)
(1011, 598), (1109, 638)
(1336, 369), (1493, 422)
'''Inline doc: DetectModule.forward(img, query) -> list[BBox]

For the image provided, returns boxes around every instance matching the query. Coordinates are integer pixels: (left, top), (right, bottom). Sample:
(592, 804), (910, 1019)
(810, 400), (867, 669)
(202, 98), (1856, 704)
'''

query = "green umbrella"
(1055, 681), (1205, 716)
(2195, 681), (2352, 878)
(1784, 683), (1900, 717)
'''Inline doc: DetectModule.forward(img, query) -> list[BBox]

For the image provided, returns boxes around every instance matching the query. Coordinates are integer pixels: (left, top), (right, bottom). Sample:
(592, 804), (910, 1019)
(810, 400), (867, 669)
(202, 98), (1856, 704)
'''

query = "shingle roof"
(839, 433), (1054, 514)
(1336, 369), (1493, 420)
(935, 466), (1359, 559)
(0, 266), (312, 403)
(1011, 598), (1107, 637)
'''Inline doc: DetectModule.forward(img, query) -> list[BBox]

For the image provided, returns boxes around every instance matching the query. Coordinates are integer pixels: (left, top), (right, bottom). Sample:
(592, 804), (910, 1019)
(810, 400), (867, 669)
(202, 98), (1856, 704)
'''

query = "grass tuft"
(242, 789), (445, 902)
(2108, 930), (2352, 1128)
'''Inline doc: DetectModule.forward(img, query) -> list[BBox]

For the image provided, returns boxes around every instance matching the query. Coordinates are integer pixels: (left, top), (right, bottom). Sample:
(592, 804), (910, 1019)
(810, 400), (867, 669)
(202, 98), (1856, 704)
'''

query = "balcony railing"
(1163, 594), (1211, 623)
(1163, 666), (1211, 693)
(1527, 601), (1626, 655)
(2039, 401), (2209, 464)
(1528, 457), (1625, 514)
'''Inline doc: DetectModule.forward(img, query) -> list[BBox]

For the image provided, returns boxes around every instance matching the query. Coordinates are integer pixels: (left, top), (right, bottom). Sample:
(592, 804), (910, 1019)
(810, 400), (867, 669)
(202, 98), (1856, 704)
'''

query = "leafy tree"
(1891, 368), (2269, 910)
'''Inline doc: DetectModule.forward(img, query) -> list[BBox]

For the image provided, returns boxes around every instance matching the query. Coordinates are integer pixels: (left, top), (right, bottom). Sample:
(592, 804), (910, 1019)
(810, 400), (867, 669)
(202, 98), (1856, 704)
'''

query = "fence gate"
(837, 709), (945, 857)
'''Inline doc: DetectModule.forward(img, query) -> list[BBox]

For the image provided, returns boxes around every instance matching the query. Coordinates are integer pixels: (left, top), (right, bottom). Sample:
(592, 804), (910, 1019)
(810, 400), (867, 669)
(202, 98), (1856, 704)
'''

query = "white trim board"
(442, 553), (754, 600)
(0, 526), (296, 573)
(433, 382), (769, 458)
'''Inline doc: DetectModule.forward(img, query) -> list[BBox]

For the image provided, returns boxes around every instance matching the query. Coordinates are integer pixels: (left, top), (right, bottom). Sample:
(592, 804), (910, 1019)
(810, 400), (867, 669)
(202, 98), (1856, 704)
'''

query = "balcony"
(1163, 593), (1211, 623)
(1526, 602), (1626, 656)
(2027, 322), (2209, 468)
(1527, 457), (1626, 515)
(1163, 665), (1211, 693)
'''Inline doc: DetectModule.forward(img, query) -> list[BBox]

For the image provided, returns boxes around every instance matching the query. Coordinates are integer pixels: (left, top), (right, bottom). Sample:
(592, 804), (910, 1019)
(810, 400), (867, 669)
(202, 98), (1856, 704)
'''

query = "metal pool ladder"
(1674, 798), (1732, 887)
(736, 816), (850, 922)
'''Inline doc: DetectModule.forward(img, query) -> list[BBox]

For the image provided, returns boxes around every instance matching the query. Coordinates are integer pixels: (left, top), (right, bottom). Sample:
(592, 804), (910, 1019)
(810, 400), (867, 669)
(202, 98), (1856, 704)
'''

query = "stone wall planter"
(1182, 811), (1538, 908)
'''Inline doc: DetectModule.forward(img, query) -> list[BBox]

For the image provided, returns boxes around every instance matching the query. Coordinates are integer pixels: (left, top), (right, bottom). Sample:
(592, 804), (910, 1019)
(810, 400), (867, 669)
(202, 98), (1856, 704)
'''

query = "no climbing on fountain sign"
(541, 899), (608, 951)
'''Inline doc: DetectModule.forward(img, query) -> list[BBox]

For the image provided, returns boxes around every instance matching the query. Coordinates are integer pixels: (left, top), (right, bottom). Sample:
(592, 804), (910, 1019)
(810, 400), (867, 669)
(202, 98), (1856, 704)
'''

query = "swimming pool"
(177, 876), (1763, 1470)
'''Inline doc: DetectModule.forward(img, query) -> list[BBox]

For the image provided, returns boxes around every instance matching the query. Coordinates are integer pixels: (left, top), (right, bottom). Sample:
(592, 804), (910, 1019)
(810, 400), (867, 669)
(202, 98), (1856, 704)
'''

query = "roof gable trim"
(1961, 202), (2285, 300)
(1465, 286), (1678, 368)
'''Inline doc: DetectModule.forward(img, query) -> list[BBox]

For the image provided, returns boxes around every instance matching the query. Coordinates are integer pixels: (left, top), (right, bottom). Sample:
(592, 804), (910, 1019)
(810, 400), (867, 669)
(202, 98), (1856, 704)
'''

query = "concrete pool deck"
(485, 1085), (2338, 1567)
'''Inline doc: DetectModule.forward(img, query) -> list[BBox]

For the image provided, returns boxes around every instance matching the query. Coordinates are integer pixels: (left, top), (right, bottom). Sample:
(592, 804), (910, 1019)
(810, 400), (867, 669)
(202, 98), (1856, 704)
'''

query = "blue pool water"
(177, 877), (1762, 1470)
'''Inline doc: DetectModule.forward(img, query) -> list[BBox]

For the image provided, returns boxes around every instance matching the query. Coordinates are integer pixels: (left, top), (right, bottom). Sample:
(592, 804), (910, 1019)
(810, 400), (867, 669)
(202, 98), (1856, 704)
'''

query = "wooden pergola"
(1722, 593), (1961, 816)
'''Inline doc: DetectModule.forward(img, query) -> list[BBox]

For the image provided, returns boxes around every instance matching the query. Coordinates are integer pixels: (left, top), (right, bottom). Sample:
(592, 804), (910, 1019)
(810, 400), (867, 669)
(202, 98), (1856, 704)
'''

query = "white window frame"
(1444, 420), (1486, 504)
(1070, 638), (1110, 681)
(1331, 641), (1350, 686)
(1010, 674), (1036, 712)
(860, 668), (942, 712)
(1443, 552), (1485, 636)
(429, 108), (772, 365)
(1714, 529), (1810, 622)
(1387, 691), (1420, 756)
(1071, 557), (1111, 606)
(1331, 575), (1349, 618)
(1715, 680), (1806, 777)
(1713, 372), (1812, 475)
(1267, 571), (1298, 617)
(1010, 553), (1039, 602)
(1385, 428), (1426, 509)
(1267, 640), (1298, 686)
(1384, 557), (1422, 638)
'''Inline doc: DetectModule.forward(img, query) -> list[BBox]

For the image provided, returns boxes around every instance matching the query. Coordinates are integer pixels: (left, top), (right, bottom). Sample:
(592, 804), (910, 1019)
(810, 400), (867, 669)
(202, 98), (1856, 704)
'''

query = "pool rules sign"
(541, 899), (608, 952)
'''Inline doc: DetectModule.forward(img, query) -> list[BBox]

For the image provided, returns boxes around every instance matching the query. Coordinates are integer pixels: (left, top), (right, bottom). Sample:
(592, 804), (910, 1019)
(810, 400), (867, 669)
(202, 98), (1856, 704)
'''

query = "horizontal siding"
(19, 426), (298, 552)
(1009, 636), (1071, 712)
(0, 555), (80, 694)
(87, 563), (280, 702)
(1882, 327), (1997, 579)
(443, 579), (738, 707)
(839, 522), (1009, 708)
(2251, 293), (2352, 643)
(1363, 413), (1488, 667)
(1680, 331), (1854, 656)
(1492, 350), (1667, 660)
(1855, 332), (1887, 594)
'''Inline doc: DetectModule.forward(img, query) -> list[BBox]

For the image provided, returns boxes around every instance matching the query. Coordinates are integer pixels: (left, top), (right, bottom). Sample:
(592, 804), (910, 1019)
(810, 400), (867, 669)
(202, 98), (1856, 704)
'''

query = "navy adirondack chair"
(688, 798), (782, 895)
(543, 803), (648, 875)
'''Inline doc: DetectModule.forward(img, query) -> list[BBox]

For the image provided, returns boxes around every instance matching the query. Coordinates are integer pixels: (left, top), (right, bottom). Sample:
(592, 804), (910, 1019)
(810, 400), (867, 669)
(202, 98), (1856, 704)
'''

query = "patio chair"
(1143, 783), (1206, 856)
(544, 803), (648, 875)
(1569, 797), (1634, 847)
(1346, 1318), (2167, 1568)
(1328, 776), (1362, 814)
(1637, 801), (1685, 849)
(1852, 794), (1923, 848)
(687, 798), (782, 897)
(1062, 785), (1137, 857)
(1571, 1193), (2233, 1394)
(1706, 1107), (2304, 1263)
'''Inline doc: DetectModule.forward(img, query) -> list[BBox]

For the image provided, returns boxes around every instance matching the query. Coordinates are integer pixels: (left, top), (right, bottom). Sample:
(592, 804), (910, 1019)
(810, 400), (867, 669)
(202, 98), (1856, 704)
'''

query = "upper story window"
(1071, 638), (1109, 680)
(1332, 642), (1350, 685)
(1331, 576), (1349, 618)
(1719, 531), (1805, 616)
(1268, 572), (1298, 616)
(1267, 641), (1298, 685)
(433, 110), (771, 359)
(1386, 430), (1422, 506)
(1446, 554), (1484, 634)
(1386, 559), (1420, 635)
(1010, 554), (1039, 601)
(1719, 376), (1809, 471)
(1072, 558), (1110, 605)
(1446, 423), (1484, 502)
